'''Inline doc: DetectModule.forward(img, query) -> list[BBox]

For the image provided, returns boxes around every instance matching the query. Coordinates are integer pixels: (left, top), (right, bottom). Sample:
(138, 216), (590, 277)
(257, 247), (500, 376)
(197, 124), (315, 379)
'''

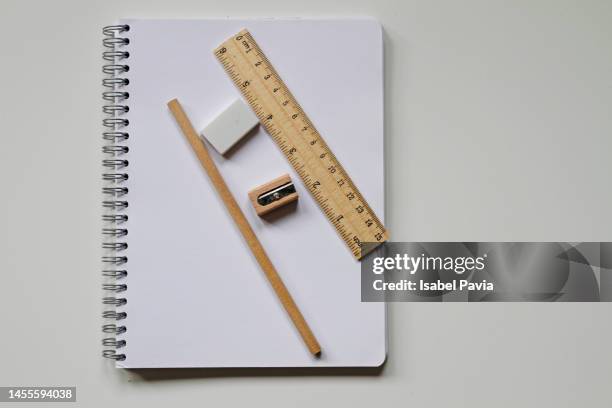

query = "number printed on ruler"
(214, 29), (388, 260)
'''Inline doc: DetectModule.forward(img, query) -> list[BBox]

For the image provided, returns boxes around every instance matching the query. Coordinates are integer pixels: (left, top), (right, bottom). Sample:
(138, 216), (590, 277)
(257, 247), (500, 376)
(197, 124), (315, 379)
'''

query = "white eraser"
(201, 99), (259, 155)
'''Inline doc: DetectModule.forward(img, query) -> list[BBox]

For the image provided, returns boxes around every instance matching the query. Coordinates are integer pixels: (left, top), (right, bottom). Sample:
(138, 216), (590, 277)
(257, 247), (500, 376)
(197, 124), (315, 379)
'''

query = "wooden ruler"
(214, 29), (388, 259)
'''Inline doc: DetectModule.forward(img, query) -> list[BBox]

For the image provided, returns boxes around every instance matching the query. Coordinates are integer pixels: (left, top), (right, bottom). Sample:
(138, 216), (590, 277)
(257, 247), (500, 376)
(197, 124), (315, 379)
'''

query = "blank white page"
(119, 18), (385, 368)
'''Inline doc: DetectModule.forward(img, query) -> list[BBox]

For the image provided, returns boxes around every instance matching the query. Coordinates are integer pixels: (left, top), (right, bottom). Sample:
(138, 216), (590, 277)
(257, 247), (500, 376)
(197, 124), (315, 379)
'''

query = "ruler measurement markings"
(238, 38), (331, 191)
(253, 59), (371, 241)
(215, 30), (387, 258)
(233, 32), (382, 255)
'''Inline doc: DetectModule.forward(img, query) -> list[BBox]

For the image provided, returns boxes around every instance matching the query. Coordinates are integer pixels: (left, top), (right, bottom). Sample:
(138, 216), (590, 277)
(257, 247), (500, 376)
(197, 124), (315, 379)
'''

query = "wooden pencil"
(167, 98), (321, 356)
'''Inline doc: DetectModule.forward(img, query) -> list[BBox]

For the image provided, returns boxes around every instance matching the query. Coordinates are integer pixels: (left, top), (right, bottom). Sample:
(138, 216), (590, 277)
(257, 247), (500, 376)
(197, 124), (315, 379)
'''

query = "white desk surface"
(1, 0), (611, 407)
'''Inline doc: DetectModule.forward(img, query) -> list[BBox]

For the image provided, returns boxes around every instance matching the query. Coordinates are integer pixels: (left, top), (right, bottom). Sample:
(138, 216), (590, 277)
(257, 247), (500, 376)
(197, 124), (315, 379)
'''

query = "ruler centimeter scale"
(214, 29), (388, 259)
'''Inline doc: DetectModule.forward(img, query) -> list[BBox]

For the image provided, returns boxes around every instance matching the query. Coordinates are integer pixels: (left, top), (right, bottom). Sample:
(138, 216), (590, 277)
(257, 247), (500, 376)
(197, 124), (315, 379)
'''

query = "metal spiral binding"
(102, 24), (130, 362)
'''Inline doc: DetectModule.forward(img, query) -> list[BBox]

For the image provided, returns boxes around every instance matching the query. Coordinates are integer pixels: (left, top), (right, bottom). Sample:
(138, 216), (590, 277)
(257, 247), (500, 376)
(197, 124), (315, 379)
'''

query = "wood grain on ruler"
(214, 29), (388, 259)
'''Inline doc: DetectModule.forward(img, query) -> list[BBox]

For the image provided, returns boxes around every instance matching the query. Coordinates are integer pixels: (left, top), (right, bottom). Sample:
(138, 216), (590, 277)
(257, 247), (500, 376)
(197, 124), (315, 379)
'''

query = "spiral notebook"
(102, 18), (386, 368)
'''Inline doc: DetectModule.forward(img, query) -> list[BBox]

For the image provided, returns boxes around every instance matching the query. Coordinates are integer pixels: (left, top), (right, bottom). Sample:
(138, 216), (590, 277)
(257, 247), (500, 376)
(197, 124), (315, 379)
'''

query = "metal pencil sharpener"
(248, 174), (298, 217)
